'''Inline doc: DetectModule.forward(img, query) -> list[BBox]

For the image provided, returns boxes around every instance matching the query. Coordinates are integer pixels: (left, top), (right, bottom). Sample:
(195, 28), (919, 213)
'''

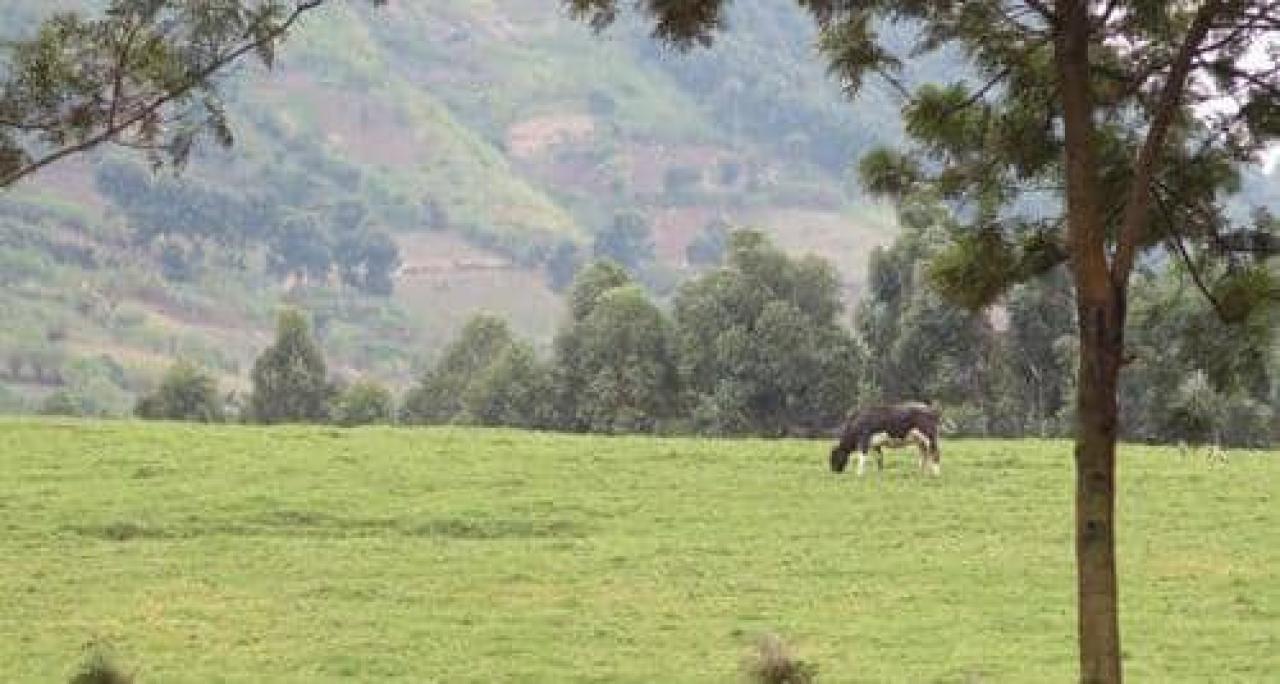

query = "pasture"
(0, 420), (1276, 682)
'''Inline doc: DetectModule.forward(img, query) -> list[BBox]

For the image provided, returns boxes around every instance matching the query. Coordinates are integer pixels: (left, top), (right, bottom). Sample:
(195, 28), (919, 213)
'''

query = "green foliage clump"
(1120, 267), (1278, 447)
(401, 314), (517, 425)
(676, 230), (858, 435)
(38, 390), (103, 418)
(32, 354), (134, 418)
(400, 315), (554, 429)
(462, 342), (554, 429)
(1161, 371), (1220, 446)
(1213, 266), (1276, 325)
(568, 260), (632, 322)
(95, 161), (401, 296)
(858, 148), (920, 198)
(332, 380), (395, 427)
(554, 283), (680, 433)
(134, 361), (224, 423)
(927, 228), (1020, 311)
(0, 383), (26, 412)
(248, 311), (331, 424)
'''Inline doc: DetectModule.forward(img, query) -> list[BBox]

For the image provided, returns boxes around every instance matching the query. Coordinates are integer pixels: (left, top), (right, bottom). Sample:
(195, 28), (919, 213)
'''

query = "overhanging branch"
(1152, 187), (1232, 320)
(1111, 0), (1226, 283)
(1, 0), (329, 188)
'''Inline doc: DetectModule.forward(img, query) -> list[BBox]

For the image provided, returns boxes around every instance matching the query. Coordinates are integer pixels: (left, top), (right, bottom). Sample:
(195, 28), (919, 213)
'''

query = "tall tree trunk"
(1055, 2), (1124, 681)
(1073, 290), (1125, 684)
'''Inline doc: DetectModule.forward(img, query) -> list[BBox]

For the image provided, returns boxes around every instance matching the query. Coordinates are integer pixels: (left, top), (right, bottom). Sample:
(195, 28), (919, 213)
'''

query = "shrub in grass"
(745, 633), (817, 684)
(39, 390), (109, 418)
(68, 645), (133, 684)
(134, 360), (224, 422)
(332, 380), (395, 427)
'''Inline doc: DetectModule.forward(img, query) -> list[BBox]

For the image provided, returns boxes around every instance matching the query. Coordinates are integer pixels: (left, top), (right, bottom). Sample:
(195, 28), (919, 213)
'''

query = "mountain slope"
(0, 1), (943, 412)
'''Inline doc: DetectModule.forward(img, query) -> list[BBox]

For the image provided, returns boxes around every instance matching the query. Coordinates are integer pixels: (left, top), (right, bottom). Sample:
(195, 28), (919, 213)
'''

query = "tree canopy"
(248, 309), (330, 424)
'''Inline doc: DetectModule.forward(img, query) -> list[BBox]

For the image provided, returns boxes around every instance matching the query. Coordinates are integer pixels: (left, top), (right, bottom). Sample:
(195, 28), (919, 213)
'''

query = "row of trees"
(134, 222), (1276, 448)
(405, 229), (857, 434)
(135, 231), (861, 434)
(405, 218), (1276, 447)
(134, 310), (393, 427)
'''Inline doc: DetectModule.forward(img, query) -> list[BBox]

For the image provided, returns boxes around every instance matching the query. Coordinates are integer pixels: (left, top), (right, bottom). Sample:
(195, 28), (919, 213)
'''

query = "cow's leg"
(875, 446), (885, 470)
(905, 430), (928, 474)
(856, 449), (869, 476)
(930, 441), (942, 477)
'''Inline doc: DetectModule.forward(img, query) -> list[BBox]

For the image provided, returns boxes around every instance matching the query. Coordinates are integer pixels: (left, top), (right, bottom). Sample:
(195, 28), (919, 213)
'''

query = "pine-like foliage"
(248, 309), (330, 424)
(0, 1), (386, 188)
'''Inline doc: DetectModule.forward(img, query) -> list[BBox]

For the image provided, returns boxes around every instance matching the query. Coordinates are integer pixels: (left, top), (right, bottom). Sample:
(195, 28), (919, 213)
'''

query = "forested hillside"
(0, 0), (909, 413)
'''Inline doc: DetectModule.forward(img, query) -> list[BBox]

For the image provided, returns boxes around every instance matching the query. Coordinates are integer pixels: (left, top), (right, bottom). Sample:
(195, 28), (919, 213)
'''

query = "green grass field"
(1, 420), (1275, 682)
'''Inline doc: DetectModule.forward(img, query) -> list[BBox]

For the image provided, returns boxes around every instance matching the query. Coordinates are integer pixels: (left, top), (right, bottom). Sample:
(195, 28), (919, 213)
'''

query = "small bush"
(134, 360), (224, 423)
(69, 645), (134, 684)
(745, 633), (817, 684)
(333, 380), (395, 427)
(39, 390), (104, 418)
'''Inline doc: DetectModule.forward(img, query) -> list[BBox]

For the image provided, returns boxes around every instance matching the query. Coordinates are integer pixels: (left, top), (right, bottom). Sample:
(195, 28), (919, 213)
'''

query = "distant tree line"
(127, 224), (1276, 447)
(94, 161), (401, 295)
(852, 200), (1277, 447)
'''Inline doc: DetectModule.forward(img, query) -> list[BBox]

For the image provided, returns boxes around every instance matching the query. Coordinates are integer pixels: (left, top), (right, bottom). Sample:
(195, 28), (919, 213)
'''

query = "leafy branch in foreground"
(0, 0), (384, 188)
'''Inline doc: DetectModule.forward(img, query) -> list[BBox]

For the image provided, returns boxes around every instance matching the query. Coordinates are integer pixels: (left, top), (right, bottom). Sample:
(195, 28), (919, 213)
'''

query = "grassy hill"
(1, 420), (1277, 681)
(0, 0), (909, 413)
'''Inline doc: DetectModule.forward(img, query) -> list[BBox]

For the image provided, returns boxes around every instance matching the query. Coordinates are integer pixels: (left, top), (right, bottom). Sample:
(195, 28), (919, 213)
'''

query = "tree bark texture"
(1073, 290), (1125, 684)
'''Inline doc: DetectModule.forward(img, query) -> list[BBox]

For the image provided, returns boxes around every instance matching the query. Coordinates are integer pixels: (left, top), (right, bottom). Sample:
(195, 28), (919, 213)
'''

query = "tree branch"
(1111, 1), (1224, 283)
(1152, 186), (1232, 320)
(941, 65), (1014, 119)
(108, 14), (146, 131)
(1, 0), (328, 188)
(1021, 0), (1057, 26)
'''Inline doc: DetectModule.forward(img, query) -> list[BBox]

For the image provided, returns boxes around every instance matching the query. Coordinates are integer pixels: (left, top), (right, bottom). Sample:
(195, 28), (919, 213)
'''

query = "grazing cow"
(830, 402), (942, 476)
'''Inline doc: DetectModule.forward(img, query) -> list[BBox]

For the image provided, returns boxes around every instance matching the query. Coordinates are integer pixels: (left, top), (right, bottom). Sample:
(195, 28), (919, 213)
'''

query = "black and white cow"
(829, 402), (942, 476)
